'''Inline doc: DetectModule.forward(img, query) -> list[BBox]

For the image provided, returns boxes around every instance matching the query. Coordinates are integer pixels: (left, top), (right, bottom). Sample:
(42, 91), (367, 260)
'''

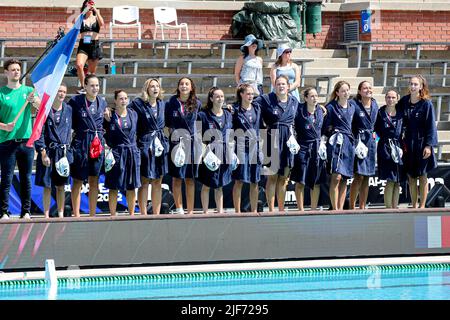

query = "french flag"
(415, 215), (450, 249)
(26, 14), (83, 147)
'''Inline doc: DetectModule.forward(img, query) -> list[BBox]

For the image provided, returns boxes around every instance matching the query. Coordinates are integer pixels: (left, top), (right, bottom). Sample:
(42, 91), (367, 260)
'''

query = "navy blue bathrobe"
(69, 94), (107, 181)
(34, 103), (73, 187)
(374, 105), (405, 183)
(323, 99), (357, 178)
(398, 94), (437, 178)
(197, 108), (233, 188)
(290, 102), (327, 189)
(103, 109), (141, 191)
(129, 97), (169, 180)
(231, 102), (263, 184)
(352, 98), (379, 176)
(255, 92), (298, 176)
(164, 95), (202, 179)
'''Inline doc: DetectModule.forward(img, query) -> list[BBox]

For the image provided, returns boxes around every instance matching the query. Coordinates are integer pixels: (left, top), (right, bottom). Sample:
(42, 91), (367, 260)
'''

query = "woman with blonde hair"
(398, 75), (437, 208)
(232, 84), (263, 213)
(129, 78), (169, 215)
(323, 80), (357, 210)
(255, 75), (298, 212)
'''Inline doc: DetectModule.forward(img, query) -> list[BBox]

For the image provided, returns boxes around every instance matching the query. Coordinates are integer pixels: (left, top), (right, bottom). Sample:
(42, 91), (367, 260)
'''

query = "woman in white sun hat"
(270, 43), (301, 102)
(234, 34), (264, 96)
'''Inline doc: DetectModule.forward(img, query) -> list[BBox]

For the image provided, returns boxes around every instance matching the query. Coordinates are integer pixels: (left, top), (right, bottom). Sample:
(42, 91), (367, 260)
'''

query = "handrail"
(339, 41), (450, 69)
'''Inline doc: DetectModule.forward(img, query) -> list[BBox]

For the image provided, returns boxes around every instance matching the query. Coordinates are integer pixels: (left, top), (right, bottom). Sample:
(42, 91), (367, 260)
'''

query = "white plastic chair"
(153, 7), (190, 48)
(110, 5), (142, 49)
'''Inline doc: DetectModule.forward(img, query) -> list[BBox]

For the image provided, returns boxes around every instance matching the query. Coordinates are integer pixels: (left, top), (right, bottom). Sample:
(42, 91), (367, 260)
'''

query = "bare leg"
(232, 180), (243, 213)
(349, 174), (363, 209)
(87, 58), (99, 74)
(214, 187), (223, 214)
(126, 190), (137, 215)
(419, 175), (429, 209)
(337, 179), (348, 210)
(71, 178), (83, 217)
(408, 175), (419, 208)
(150, 178), (162, 215)
(43, 187), (51, 218)
(384, 181), (394, 208)
(201, 185), (210, 214)
(249, 183), (258, 213)
(109, 189), (118, 216)
(56, 185), (65, 217)
(266, 175), (278, 212)
(88, 176), (99, 217)
(358, 176), (369, 210)
(276, 174), (289, 212)
(172, 177), (183, 211)
(392, 182), (400, 209)
(75, 53), (88, 88)
(185, 178), (196, 214)
(138, 176), (150, 215)
(295, 183), (305, 211)
(329, 173), (342, 210)
(310, 184), (321, 210)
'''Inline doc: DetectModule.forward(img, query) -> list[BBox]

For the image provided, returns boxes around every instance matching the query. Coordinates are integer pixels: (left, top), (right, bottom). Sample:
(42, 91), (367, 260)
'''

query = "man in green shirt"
(0, 59), (40, 219)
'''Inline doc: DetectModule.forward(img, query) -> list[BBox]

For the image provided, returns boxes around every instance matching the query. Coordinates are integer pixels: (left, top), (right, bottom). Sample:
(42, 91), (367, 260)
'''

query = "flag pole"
(12, 88), (36, 125)
(19, 27), (65, 83)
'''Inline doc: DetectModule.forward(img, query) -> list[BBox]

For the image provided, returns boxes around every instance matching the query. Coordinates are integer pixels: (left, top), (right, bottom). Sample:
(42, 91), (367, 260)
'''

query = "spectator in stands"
(197, 87), (234, 214)
(129, 79), (169, 215)
(34, 83), (72, 218)
(76, 0), (104, 94)
(255, 75), (298, 212)
(165, 77), (202, 215)
(398, 75), (437, 209)
(291, 87), (327, 211)
(234, 34), (264, 96)
(323, 81), (357, 210)
(349, 81), (379, 210)
(0, 59), (40, 219)
(270, 44), (301, 102)
(232, 84), (263, 213)
(374, 89), (405, 209)
(69, 74), (108, 217)
(104, 90), (140, 216)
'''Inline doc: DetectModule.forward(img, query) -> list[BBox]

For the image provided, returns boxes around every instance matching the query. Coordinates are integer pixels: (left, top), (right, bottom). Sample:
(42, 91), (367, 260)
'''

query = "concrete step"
(305, 58), (350, 68)
(305, 67), (372, 77)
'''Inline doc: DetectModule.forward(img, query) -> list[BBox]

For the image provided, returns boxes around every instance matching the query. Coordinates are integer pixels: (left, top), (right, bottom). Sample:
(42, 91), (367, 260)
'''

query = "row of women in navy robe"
(34, 74), (438, 214)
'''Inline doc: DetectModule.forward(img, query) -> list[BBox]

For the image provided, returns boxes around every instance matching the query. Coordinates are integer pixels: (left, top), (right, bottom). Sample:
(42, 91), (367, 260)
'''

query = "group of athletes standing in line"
(0, 56), (438, 219)
(0, 0), (438, 219)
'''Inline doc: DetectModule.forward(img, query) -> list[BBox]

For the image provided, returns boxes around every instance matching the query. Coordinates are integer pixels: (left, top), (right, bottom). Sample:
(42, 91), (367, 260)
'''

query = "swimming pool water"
(0, 265), (449, 300)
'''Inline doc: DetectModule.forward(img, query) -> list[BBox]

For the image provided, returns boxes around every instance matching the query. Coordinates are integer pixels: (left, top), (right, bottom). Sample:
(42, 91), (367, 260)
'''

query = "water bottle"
(110, 60), (116, 75)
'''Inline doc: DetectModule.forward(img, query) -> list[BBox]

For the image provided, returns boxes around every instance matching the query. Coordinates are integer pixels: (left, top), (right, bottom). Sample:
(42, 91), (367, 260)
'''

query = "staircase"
(275, 48), (386, 106)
